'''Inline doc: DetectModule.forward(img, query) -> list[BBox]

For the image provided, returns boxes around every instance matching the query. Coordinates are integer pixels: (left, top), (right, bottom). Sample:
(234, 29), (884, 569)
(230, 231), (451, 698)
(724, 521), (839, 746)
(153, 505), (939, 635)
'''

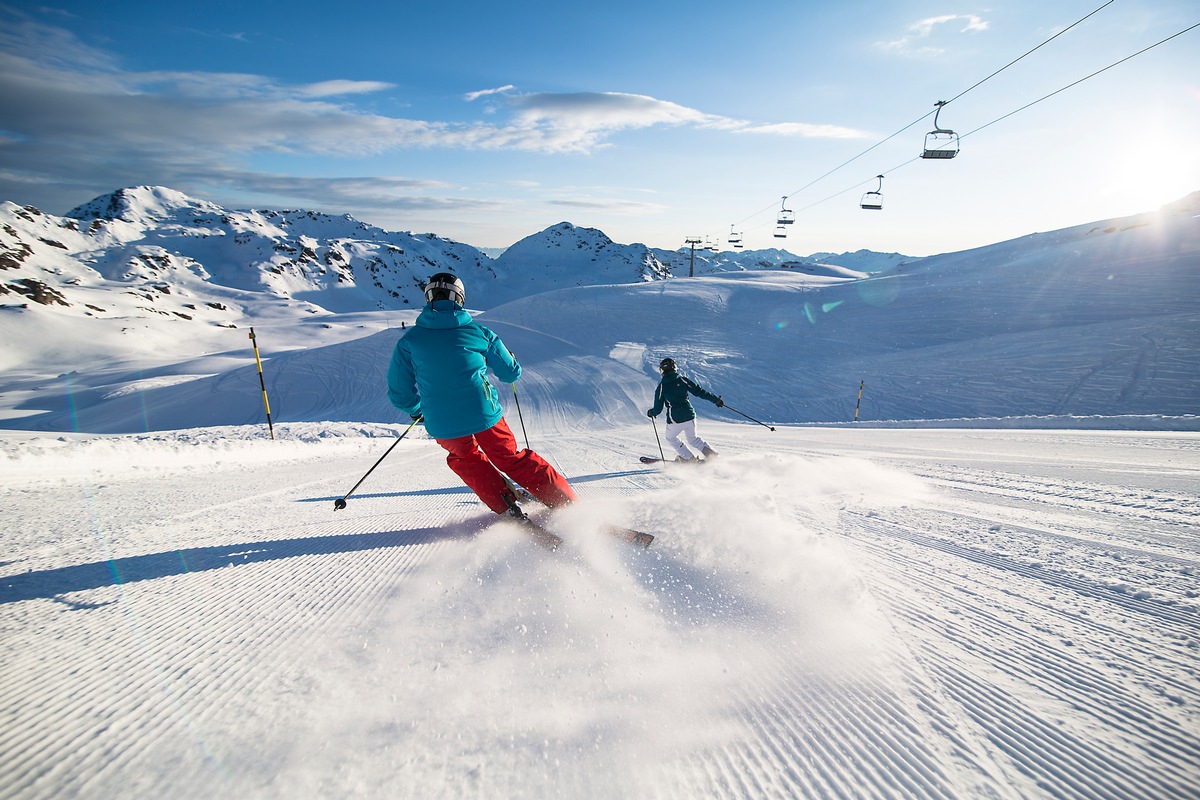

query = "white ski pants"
(664, 418), (711, 460)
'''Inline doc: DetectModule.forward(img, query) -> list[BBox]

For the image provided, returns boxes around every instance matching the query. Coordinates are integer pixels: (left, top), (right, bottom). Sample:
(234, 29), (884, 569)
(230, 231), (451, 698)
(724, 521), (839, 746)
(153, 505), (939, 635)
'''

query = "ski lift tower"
(684, 237), (702, 277)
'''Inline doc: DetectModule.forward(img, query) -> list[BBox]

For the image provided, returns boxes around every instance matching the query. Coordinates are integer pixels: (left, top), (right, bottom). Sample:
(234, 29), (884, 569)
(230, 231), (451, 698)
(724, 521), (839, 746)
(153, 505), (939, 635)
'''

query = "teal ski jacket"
(387, 300), (520, 440)
(648, 371), (721, 424)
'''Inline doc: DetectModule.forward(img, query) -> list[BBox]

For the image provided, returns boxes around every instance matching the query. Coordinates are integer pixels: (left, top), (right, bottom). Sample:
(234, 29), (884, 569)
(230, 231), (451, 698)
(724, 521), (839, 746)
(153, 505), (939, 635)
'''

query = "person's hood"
(416, 300), (472, 329)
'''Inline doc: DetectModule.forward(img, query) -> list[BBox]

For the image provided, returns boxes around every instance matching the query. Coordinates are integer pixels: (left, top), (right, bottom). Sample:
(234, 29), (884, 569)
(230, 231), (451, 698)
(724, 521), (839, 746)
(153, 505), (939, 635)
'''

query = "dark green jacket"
(649, 371), (720, 424)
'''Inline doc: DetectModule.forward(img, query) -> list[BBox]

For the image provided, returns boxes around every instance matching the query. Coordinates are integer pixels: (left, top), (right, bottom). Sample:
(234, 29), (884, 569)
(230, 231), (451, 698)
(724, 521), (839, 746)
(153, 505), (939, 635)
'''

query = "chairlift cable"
(943, 0), (1117, 108)
(959, 20), (1200, 140)
(703, 8), (1195, 245)
(792, 20), (1199, 218)
(724, 109), (936, 231)
(722, 2), (1118, 236)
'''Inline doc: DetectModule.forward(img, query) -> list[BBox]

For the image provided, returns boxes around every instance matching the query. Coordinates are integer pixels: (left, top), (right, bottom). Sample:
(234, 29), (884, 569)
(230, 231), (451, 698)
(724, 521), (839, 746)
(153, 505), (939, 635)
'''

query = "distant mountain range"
(0, 186), (906, 325)
(2, 185), (1197, 429)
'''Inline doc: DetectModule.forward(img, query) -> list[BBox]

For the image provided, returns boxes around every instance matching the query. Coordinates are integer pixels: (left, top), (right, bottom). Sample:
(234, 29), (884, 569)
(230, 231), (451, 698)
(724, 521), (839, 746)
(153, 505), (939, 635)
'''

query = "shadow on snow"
(0, 524), (481, 606)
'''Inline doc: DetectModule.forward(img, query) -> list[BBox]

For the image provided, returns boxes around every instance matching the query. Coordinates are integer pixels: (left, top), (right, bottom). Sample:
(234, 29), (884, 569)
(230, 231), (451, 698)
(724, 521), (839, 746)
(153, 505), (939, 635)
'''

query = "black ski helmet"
(659, 357), (677, 373)
(424, 272), (465, 305)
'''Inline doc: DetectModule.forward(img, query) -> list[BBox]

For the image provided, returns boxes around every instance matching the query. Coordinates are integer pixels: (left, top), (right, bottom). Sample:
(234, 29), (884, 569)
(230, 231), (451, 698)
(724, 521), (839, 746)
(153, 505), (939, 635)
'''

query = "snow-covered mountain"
(2, 190), (1196, 433)
(806, 249), (908, 273)
(494, 222), (673, 290)
(650, 245), (885, 279)
(0, 186), (893, 326)
(1, 185), (497, 319)
(0, 186), (892, 374)
(4, 193), (1200, 800)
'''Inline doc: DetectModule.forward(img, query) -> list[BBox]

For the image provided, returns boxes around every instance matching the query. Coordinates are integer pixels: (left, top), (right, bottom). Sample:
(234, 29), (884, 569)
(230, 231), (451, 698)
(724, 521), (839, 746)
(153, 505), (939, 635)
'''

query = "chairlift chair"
(776, 196), (795, 225)
(728, 226), (743, 249)
(773, 226), (788, 239)
(921, 101), (959, 160)
(860, 175), (884, 210)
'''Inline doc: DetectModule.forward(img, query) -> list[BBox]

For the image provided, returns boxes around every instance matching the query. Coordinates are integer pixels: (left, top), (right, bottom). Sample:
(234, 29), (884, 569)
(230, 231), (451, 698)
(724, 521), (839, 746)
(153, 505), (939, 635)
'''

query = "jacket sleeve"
(648, 382), (665, 416)
(386, 340), (422, 417)
(481, 326), (522, 384)
(683, 376), (721, 405)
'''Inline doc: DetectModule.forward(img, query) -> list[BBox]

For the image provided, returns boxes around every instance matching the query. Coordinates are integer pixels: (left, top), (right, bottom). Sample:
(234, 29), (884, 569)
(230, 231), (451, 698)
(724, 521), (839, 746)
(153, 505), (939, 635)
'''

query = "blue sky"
(1, 1), (1196, 255)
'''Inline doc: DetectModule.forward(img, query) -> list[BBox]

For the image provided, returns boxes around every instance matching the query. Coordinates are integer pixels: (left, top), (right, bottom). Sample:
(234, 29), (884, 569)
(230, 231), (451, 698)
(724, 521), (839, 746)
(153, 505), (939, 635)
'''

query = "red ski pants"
(435, 418), (578, 514)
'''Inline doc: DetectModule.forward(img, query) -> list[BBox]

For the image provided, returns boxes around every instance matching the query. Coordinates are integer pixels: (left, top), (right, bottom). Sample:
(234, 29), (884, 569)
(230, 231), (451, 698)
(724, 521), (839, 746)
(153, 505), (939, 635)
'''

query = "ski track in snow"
(2, 425), (1199, 799)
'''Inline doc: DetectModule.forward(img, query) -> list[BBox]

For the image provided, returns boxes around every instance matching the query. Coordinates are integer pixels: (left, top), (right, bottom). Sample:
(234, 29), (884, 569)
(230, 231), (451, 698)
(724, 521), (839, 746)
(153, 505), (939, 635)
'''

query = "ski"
(603, 525), (654, 549)
(501, 485), (653, 550)
(509, 514), (563, 551)
(507, 517), (651, 550)
(640, 455), (706, 465)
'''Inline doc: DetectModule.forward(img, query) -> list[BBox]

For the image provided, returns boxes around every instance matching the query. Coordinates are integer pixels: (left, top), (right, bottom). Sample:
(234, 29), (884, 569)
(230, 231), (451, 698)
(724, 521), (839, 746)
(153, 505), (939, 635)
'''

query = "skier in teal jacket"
(387, 273), (577, 517)
(647, 357), (723, 461)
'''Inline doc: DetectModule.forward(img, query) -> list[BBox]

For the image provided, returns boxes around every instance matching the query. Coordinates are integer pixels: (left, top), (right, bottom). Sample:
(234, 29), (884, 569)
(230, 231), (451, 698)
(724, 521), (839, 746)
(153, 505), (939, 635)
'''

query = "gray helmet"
(424, 272), (465, 305)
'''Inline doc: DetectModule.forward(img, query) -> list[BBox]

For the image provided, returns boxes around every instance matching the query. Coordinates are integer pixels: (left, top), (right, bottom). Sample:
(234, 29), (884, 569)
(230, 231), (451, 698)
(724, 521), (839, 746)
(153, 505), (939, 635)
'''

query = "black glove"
(410, 414), (424, 423)
(715, 397), (724, 408)
(647, 410), (656, 418)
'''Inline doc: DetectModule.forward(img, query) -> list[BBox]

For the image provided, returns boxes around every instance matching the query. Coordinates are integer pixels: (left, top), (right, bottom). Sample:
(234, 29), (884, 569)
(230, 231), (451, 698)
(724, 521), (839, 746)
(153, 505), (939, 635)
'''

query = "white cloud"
(465, 85), (515, 101)
(205, 171), (484, 217)
(738, 122), (871, 139)
(299, 80), (396, 98)
(511, 92), (718, 130)
(546, 196), (668, 215)
(504, 91), (866, 149)
(877, 14), (990, 55)
(0, 14), (871, 211)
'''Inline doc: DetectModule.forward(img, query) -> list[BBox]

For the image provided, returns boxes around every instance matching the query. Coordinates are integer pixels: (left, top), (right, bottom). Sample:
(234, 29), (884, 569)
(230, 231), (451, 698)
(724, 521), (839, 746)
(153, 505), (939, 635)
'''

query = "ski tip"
(532, 529), (563, 551)
(602, 525), (655, 549)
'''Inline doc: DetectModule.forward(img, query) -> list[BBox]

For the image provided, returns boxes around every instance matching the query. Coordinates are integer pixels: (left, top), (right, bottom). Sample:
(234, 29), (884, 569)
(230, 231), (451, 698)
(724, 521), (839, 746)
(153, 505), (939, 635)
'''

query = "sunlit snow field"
(3, 419), (1198, 798)
(3, 196), (1199, 798)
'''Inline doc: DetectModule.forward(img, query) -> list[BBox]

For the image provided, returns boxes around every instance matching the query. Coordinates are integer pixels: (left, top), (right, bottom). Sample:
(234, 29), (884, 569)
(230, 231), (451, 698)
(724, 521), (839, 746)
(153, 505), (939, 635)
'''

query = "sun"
(1105, 124), (1200, 212)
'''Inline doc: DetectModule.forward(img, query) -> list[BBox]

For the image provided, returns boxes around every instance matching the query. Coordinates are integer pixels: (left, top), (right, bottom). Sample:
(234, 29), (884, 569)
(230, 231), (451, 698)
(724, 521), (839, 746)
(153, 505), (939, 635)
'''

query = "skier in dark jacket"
(387, 272), (577, 519)
(647, 357), (723, 461)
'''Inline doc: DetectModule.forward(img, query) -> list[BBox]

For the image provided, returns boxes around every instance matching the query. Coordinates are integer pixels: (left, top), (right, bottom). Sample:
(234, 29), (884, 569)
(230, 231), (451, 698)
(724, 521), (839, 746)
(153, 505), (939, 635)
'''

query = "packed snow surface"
(2, 422), (1198, 798)
(2, 193), (1198, 798)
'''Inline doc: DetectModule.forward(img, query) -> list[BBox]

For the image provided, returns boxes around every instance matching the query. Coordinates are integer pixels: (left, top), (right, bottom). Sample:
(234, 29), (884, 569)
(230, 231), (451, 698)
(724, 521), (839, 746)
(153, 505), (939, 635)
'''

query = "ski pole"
(511, 383), (530, 450)
(721, 403), (776, 431)
(650, 415), (666, 462)
(333, 417), (421, 510)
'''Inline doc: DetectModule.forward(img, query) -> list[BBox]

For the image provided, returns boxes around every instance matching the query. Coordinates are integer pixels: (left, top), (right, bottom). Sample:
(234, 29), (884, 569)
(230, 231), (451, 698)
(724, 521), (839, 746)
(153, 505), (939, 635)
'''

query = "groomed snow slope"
(2, 195), (1198, 798)
(2, 423), (1198, 798)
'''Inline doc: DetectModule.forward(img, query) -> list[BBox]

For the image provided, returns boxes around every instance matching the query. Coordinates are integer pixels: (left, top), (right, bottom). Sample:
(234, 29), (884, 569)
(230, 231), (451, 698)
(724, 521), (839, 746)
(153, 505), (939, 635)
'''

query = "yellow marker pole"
(248, 327), (275, 440)
(854, 380), (864, 422)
